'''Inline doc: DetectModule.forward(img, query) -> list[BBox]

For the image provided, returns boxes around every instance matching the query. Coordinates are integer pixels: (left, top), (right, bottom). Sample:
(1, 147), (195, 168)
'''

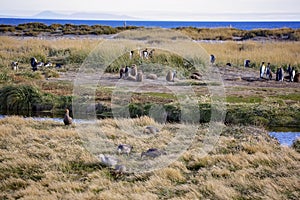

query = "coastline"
(1, 18), (300, 29)
(1, 22), (300, 41)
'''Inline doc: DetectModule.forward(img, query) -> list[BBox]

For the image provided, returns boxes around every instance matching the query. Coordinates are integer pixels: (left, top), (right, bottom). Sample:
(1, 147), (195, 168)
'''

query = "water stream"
(0, 114), (299, 146)
(0, 114), (93, 124)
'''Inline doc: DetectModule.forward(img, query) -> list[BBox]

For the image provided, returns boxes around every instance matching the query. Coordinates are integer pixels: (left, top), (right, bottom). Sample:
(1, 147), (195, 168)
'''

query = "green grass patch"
(226, 96), (263, 103)
(16, 71), (43, 80)
(143, 92), (176, 99)
(0, 71), (13, 83)
(274, 93), (300, 101)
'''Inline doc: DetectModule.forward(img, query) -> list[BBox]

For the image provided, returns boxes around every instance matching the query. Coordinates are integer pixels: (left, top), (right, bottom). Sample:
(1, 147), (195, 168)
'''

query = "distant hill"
(31, 10), (137, 20)
(32, 11), (66, 19)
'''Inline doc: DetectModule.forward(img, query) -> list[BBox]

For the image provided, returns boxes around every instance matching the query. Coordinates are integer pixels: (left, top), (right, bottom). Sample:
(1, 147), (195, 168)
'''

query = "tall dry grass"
(176, 27), (300, 41)
(0, 116), (299, 199)
(0, 36), (98, 69)
(201, 41), (300, 69)
(0, 36), (99, 89)
(1, 36), (298, 74)
(177, 27), (243, 40)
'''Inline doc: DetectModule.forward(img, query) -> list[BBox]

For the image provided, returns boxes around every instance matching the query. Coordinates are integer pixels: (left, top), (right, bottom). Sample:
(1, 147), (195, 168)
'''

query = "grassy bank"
(0, 116), (299, 199)
(1, 83), (299, 129)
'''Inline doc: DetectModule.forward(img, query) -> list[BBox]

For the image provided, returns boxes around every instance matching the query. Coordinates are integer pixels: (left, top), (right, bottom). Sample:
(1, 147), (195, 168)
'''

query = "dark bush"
(49, 23), (63, 30)
(0, 85), (43, 114)
(0, 25), (15, 32)
(23, 31), (39, 37)
(127, 103), (143, 118)
(291, 138), (300, 153)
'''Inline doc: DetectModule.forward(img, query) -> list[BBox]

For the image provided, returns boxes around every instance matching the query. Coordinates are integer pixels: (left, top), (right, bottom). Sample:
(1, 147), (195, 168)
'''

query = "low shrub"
(67, 49), (89, 64)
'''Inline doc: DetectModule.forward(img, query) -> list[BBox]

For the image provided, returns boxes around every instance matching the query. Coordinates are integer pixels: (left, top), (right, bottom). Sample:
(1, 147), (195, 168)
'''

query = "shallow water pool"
(269, 132), (300, 146)
(0, 114), (93, 124)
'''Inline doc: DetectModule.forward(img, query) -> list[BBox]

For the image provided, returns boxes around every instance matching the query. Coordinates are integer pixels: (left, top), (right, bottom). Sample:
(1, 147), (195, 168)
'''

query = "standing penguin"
(260, 62), (265, 78)
(30, 57), (38, 71)
(130, 64), (137, 76)
(290, 67), (296, 82)
(119, 67), (125, 79)
(166, 70), (176, 82)
(136, 71), (143, 82)
(276, 68), (280, 81)
(278, 67), (284, 82)
(210, 54), (215, 64)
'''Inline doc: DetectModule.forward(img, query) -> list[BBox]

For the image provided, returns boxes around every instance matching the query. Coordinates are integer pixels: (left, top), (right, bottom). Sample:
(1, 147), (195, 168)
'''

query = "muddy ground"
(51, 65), (300, 95)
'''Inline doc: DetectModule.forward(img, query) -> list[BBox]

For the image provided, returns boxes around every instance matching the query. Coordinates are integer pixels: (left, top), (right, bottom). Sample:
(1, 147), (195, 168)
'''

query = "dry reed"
(0, 116), (299, 199)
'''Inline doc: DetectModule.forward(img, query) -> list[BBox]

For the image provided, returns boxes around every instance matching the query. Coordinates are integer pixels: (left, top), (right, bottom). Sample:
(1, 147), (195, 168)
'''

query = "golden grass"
(201, 41), (300, 68)
(0, 116), (299, 199)
(178, 27), (242, 41)
(176, 27), (300, 41)
(1, 35), (298, 75)
(0, 36), (98, 68)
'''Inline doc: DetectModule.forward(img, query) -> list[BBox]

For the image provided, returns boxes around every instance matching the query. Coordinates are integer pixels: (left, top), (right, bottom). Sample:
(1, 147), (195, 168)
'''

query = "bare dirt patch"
(52, 65), (299, 95)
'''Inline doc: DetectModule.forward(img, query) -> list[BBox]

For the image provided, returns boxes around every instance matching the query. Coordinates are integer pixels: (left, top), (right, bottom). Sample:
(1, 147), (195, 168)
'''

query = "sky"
(0, 0), (299, 21)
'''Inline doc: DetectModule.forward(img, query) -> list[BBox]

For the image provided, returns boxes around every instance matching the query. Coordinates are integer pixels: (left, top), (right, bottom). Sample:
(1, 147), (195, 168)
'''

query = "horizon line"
(1, 16), (300, 22)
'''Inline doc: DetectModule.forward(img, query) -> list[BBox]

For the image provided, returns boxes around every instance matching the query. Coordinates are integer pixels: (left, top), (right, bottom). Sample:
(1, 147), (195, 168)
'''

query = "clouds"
(0, 0), (299, 20)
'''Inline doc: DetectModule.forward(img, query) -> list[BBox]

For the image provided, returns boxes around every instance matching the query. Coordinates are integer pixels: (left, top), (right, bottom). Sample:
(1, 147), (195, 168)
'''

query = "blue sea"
(0, 18), (300, 30)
